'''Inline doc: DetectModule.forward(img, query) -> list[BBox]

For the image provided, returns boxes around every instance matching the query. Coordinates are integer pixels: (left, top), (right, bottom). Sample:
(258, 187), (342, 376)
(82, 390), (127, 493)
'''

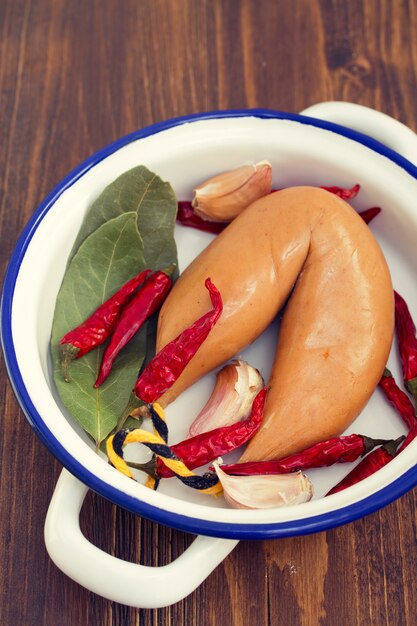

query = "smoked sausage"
(156, 187), (394, 461)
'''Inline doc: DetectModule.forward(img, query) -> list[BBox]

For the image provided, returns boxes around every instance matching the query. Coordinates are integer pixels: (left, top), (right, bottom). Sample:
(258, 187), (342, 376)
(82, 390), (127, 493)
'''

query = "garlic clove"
(188, 360), (264, 438)
(192, 161), (272, 222)
(213, 462), (313, 509)
(193, 164), (259, 199)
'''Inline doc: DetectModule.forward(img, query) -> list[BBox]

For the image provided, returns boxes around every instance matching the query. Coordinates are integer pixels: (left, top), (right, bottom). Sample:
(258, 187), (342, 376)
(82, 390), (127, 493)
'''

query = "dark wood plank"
(1, 1), (417, 624)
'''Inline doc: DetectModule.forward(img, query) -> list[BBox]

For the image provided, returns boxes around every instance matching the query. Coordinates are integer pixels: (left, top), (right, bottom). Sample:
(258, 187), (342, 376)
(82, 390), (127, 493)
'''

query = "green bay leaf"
(69, 165), (178, 270)
(51, 212), (147, 445)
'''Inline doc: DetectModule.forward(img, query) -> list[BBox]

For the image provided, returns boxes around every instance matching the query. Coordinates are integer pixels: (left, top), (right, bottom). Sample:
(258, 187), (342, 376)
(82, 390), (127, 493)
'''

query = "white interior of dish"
(10, 115), (417, 525)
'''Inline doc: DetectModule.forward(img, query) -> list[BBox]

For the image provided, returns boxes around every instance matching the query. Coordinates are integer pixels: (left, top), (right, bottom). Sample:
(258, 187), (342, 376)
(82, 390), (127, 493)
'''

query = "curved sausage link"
(156, 187), (394, 461)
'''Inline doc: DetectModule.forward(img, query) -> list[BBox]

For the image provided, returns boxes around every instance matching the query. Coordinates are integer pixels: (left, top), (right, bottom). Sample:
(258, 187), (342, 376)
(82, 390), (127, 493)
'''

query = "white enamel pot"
(2, 102), (417, 608)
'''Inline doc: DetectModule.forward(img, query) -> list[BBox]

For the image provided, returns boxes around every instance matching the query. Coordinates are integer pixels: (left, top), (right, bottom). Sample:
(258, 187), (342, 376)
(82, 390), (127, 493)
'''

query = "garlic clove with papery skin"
(213, 462), (313, 510)
(188, 360), (264, 438)
(192, 161), (273, 222)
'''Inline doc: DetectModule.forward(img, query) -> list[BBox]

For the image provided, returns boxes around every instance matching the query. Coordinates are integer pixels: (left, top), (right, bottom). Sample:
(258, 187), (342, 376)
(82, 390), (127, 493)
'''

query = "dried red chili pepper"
(214, 434), (388, 476)
(177, 184), (362, 233)
(155, 387), (267, 478)
(94, 268), (174, 387)
(319, 183), (360, 199)
(358, 207), (381, 224)
(134, 278), (223, 403)
(394, 290), (417, 404)
(379, 368), (416, 430)
(59, 269), (151, 381)
(177, 201), (226, 234)
(397, 423), (417, 453)
(326, 437), (404, 496)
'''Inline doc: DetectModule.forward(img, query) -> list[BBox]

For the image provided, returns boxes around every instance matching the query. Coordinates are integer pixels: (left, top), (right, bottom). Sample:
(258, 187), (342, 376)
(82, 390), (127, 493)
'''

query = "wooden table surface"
(2, 1), (417, 624)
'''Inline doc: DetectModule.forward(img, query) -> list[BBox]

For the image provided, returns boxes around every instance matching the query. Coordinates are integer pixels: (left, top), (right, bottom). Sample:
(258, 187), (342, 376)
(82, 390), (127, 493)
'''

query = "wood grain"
(1, 0), (417, 624)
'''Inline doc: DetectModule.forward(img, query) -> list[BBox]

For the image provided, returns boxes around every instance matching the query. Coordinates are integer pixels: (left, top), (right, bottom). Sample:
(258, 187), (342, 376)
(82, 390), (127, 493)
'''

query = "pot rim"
(3, 107), (417, 539)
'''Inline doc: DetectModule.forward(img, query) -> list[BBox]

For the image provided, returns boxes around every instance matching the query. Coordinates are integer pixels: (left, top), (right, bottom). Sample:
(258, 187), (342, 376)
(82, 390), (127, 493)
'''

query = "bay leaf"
(51, 212), (148, 446)
(68, 165), (178, 270)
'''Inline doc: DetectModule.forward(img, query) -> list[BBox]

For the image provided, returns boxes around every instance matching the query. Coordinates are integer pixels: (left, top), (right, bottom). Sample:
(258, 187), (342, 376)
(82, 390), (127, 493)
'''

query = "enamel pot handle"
(44, 469), (238, 608)
(300, 101), (417, 168)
